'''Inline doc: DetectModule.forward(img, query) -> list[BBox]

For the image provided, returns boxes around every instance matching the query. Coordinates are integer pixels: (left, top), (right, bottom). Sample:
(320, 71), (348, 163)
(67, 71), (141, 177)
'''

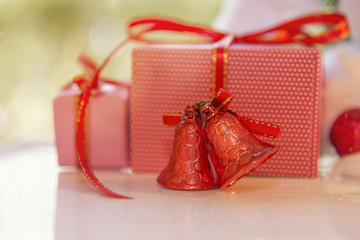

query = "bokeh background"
(0, 0), (222, 142)
(1, 0), (358, 150)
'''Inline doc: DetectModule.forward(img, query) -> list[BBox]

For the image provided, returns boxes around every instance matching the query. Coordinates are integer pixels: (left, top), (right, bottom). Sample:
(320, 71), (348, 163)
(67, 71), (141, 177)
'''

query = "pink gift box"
(54, 82), (130, 169)
(131, 44), (321, 177)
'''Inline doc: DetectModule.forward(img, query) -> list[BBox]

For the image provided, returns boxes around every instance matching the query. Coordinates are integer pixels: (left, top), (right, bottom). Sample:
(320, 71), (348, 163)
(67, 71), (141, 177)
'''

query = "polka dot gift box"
(131, 44), (321, 177)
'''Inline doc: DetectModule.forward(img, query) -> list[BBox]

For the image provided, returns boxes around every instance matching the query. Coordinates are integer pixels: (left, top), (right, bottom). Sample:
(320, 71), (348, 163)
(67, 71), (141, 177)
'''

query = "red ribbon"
(163, 89), (281, 138)
(75, 13), (349, 198)
(128, 13), (349, 45)
(73, 51), (131, 199)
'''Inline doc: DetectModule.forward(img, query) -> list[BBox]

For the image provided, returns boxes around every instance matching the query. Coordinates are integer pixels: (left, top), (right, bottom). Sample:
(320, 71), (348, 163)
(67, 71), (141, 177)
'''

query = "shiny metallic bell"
(200, 103), (279, 189)
(157, 107), (218, 190)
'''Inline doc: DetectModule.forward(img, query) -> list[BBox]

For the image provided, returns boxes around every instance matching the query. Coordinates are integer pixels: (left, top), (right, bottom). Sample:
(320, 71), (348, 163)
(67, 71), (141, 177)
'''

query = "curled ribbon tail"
(75, 40), (132, 199)
(76, 86), (132, 199)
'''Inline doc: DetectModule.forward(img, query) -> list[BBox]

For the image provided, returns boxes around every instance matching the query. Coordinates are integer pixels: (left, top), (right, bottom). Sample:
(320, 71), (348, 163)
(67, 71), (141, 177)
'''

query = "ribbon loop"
(78, 52), (98, 74)
(235, 13), (349, 45)
(128, 18), (225, 43)
(62, 53), (130, 92)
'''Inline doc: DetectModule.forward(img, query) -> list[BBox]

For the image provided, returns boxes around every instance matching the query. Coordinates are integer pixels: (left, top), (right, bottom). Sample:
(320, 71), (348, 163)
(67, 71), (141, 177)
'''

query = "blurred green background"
(0, 0), (222, 141)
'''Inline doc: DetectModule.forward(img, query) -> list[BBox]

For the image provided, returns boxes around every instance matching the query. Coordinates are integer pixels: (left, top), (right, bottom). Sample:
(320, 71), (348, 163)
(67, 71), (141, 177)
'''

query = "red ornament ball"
(330, 109), (360, 156)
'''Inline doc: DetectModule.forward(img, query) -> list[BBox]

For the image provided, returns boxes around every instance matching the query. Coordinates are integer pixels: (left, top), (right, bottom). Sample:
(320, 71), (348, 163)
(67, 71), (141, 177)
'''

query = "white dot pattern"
(131, 44), (321, 177)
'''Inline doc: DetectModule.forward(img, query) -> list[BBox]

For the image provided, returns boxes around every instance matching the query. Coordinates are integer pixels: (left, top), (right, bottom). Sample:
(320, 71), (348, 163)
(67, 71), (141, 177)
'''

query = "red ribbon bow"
(164, 89), (281, 138)
(63, 52), (130, 92)
(128, 13), (349, 45)
(74, 13), (349, 199)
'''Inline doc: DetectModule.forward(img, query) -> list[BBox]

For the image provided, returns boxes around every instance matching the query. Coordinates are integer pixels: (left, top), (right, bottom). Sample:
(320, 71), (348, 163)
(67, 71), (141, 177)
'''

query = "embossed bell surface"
(201, 104), (279, 190)
(157, 107), (218, 190)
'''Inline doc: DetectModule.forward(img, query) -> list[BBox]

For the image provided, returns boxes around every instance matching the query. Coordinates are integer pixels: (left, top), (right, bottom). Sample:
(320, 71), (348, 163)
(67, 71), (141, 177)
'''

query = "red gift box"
(131, 44), (321, 177)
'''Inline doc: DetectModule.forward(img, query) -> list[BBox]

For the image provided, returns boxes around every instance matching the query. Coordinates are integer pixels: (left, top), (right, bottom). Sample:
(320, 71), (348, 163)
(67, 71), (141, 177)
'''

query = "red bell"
(200, 103), (279, 190)
(157, 107), (218, 190)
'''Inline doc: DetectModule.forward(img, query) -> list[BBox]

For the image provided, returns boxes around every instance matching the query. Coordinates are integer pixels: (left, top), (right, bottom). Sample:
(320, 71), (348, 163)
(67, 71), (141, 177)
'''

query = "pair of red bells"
(157, 89), (280, 191)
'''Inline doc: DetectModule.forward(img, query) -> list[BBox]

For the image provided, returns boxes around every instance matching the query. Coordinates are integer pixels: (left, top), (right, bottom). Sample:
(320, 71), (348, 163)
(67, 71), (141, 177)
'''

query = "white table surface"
(1, 142), (360, 240)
